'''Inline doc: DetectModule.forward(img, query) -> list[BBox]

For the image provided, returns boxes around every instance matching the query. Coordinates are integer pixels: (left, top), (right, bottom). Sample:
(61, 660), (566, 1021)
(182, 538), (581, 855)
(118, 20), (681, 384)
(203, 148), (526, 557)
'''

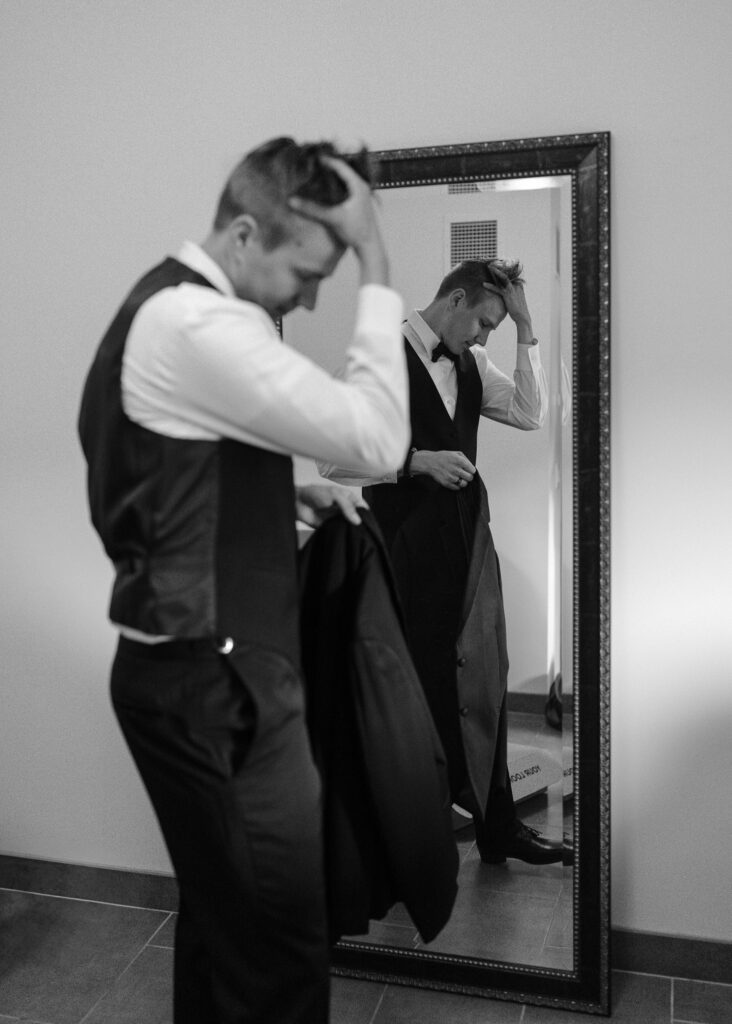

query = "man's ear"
(229, 213), (259, 250)
(448, 287), (467, 309)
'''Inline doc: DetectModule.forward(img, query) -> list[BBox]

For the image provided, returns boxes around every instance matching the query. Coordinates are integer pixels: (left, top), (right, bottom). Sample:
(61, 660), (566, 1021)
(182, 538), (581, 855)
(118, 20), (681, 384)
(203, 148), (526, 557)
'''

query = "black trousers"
(111, 637), (329, 1024)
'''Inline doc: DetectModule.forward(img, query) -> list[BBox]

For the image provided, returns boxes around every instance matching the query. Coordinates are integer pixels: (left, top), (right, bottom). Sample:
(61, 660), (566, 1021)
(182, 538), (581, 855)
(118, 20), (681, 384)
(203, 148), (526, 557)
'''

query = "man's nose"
(300, 283), (319, 311)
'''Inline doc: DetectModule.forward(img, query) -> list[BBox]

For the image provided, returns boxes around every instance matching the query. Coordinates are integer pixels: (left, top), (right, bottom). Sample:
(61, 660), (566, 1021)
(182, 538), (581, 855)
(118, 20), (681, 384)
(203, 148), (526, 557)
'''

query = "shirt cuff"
(517, 342), (543, 371)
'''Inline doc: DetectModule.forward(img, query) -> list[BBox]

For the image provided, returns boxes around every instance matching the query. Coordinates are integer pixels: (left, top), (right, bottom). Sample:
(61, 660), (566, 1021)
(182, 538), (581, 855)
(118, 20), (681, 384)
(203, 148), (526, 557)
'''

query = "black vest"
(364, 337), (486, 554)
(78, 258), (299, 662)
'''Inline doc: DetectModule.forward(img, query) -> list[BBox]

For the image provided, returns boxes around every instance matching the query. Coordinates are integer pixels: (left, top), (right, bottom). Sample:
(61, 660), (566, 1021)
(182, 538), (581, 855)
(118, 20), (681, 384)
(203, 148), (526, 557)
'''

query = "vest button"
(457, 656), (467, 667)
(216, 637), (234, 655)
(460, 706), (469, 717)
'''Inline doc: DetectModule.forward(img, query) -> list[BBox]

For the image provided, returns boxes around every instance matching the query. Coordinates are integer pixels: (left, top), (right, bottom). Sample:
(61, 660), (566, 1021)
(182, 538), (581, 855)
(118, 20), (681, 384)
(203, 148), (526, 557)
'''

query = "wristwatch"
(402, 447), (417, 477)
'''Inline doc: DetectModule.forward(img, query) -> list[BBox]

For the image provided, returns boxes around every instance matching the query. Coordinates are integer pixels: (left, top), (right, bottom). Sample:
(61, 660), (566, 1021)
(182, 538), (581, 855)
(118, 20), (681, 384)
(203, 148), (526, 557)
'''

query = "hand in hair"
(289, 157), (388, 284)
(483, 272), (533, 331)
(287, 158), (379, 254)
(292, 145), (373, 205)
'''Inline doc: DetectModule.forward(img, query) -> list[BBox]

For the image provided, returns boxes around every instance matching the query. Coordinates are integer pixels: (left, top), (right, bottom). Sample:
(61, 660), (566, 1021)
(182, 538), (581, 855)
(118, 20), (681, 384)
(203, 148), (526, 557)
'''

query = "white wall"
(2, 0), (731, 941)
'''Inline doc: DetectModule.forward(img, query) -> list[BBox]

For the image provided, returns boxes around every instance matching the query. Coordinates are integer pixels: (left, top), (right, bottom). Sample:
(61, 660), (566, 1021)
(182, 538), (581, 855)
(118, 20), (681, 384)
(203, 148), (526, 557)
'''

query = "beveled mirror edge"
(330, 133), (610, 1015)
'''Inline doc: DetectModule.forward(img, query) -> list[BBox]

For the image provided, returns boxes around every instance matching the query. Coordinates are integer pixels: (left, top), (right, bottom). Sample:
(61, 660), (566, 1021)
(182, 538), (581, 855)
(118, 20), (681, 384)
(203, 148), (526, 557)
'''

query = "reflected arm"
(474, 342), (548, 429)
(317, 460), (398, 487)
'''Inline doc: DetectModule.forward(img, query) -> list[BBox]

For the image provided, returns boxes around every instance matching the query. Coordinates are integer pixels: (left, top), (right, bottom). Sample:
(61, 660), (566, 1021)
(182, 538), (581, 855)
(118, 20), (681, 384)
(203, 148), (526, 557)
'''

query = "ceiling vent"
(449, 220), (498, 265)
(448, 181), (497, 193)
(448, 182), (480, 194)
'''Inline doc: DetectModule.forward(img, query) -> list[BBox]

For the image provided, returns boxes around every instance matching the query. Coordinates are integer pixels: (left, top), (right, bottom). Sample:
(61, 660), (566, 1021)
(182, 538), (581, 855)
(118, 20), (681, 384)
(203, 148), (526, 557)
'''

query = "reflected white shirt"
(319, 308), (547, 485)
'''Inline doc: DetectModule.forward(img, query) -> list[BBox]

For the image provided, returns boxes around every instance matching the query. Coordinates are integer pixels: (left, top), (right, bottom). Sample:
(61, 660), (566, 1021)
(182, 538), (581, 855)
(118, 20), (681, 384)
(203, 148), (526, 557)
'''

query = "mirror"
(287, 134), (610, 1014)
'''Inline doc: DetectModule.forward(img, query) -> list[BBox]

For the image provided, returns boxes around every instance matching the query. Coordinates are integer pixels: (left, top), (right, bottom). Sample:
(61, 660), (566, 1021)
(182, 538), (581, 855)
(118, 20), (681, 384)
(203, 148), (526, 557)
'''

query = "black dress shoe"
(478, 822), (563, 865)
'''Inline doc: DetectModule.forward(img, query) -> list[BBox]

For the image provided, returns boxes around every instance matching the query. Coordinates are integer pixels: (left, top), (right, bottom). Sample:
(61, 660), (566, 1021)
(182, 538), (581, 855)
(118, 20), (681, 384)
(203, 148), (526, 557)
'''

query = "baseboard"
(612, 927), (732, 986)
(0, 853), (177, 911)
(1, 854), (729, 986)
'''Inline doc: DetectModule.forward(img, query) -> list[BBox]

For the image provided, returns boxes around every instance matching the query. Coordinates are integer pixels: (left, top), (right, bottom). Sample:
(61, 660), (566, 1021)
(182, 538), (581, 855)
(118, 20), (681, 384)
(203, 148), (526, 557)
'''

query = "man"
(78, 137), (409, 1024)
(320, 258), (562, 866)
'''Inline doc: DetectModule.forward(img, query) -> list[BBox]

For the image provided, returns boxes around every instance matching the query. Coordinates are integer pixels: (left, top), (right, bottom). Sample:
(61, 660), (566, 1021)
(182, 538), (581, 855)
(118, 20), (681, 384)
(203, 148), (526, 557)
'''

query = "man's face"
(234, 217), (345, 319)
(442, 291), (507, 354)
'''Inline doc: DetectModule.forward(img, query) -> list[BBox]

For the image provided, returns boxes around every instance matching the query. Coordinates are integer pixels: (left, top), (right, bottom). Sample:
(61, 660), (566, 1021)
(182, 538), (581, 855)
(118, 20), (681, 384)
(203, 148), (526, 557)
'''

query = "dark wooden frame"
(330, 133), (611, 1015)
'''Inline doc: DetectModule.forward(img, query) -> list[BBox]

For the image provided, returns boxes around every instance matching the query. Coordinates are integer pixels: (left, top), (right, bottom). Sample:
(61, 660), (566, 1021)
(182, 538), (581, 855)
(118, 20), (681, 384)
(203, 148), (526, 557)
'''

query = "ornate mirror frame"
(330, 133), (611, 1015)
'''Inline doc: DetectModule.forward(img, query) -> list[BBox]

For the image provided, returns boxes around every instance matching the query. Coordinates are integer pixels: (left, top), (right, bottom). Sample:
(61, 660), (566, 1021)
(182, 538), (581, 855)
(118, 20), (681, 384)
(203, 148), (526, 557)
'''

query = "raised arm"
(289, 156), (389, 289)
(478, 274), (547, 429)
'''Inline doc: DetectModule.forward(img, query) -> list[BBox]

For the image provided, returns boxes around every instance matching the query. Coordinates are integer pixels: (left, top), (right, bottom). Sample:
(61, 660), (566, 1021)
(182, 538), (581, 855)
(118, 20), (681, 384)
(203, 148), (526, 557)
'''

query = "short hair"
(435, 258), (525, 306)
(213, 137), (374, 248)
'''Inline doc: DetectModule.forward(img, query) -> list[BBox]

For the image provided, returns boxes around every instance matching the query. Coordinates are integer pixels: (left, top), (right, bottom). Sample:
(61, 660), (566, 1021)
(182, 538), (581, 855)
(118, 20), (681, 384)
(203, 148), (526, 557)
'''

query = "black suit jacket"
(298, 510), (458, 944)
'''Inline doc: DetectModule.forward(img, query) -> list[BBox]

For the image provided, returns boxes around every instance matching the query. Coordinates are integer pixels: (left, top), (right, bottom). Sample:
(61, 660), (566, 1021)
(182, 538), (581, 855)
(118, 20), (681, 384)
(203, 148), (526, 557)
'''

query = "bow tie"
(431, 342), (459, 364)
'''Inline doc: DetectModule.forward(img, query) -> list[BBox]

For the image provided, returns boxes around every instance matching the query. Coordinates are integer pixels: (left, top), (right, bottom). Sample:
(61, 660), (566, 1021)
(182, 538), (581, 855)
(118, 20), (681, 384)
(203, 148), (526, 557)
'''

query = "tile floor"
(344, 710), (573, 966)
(350, 822), (572, 969)
(1, 887), (730, 1023)
(424, 711), (572, 969)
(2, 711), (728, 1022)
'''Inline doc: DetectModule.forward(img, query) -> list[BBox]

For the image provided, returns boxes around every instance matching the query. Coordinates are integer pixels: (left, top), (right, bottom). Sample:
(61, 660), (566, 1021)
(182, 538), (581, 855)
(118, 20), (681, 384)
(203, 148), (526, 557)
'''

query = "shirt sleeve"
(472, 343), (548, 429)
(317, 460), (399, 487)
(122, 282), (409, 475)
(315, 352), (404, 486)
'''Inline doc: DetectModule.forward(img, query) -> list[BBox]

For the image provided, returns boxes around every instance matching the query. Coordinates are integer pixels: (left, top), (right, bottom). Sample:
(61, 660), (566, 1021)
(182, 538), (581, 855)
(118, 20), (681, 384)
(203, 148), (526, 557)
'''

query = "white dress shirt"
(319, 308), (547, 485)
(117, 242), (407, 642)
(121, 241), (408, 475)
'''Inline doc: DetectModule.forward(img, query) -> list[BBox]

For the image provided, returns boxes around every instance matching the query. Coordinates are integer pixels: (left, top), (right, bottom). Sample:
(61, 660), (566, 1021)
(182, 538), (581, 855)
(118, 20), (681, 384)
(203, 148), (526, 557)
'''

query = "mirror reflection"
(289, 173), (574, 971)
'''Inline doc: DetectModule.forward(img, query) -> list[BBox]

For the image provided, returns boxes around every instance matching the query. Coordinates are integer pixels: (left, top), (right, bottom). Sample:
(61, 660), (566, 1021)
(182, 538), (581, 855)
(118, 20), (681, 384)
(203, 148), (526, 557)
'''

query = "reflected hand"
(411, 450), (476, 490)
(483, 275), (533, 331)
(295, 483), (368, 527)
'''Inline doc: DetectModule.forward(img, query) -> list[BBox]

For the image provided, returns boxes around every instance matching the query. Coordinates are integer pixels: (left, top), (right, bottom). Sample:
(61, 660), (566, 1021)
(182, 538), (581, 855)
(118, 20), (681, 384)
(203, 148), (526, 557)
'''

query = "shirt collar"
(176, 241), (236, 297)
(404, 309), (443, 358)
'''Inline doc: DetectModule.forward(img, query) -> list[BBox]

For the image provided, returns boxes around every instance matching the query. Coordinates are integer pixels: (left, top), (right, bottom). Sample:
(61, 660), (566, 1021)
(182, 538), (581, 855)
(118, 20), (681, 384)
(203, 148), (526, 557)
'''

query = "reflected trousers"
(111, 636), (329, 1024)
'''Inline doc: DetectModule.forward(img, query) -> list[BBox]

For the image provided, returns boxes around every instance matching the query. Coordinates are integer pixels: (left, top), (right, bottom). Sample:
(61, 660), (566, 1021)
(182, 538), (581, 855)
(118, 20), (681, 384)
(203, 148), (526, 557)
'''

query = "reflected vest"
(364, 338), (486, 564)
(78, 258), (299, 662)
(363, 339), (497, 795)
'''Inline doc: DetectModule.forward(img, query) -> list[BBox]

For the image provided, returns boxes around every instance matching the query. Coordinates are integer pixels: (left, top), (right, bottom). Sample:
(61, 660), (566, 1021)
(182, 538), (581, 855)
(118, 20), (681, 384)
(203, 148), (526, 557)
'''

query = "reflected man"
(320, 258), (561, 865)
